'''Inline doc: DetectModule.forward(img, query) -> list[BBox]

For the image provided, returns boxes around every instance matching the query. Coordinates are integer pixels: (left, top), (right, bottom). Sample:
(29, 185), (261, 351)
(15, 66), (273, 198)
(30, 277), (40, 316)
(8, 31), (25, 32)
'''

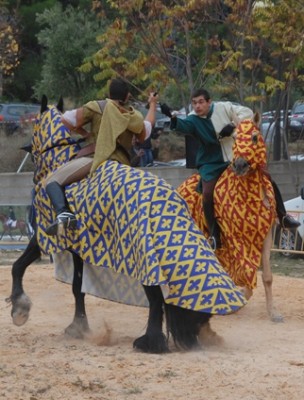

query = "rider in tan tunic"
(45, 78), (158, 236)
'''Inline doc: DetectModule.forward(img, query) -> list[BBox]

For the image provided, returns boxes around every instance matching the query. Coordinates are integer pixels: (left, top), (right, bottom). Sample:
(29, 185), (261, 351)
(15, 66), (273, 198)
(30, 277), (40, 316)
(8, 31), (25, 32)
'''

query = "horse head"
(231, 112), (267, 176)
(31, 96), (80, 183)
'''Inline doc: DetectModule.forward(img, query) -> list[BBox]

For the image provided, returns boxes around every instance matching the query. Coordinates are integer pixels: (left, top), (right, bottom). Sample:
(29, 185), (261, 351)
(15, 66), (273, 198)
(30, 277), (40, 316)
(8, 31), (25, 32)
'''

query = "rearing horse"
(9, 96), (246, 353)
(178, 113), (283, 322)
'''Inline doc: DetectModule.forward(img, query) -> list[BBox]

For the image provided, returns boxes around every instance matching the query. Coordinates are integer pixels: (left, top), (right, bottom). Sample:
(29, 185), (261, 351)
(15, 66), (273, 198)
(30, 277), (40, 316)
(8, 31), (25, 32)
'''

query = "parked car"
(154, 106), (189, 132)
(146, 159), (186, 167)
(0, 103), (40, 135)
(261, 109), (290, 125)
(274, 187), (304, 256)
(261, 109), (291, 143)
(289, 154), (304, 162)
(154, 107), (171, 132)
(261, 121), (282, 144)
(146, 158), (186, 168)
(19, 105), (41, 134)
(289, 100), (304, 142)
(167, 158), (186, 167)
(261, 116), (304, 147)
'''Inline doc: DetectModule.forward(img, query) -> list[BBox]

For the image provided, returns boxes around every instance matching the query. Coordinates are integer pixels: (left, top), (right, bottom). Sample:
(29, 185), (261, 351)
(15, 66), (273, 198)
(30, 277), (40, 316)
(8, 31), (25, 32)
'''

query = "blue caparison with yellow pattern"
(32, 105), (246, 315)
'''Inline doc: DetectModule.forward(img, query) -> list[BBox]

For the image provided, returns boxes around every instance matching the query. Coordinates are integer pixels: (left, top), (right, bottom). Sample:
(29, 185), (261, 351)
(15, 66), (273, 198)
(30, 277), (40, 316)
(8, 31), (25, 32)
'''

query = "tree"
(83, 0), (304, 113)
(83, 0), (226, 109)
(202, 0), (304, 109)
(253, 0), (304, 105)
(34, 3), (104, 104)
(0, 2), (19, 99)
(4, 0), (58, 102)
(254, 0), (304, 158)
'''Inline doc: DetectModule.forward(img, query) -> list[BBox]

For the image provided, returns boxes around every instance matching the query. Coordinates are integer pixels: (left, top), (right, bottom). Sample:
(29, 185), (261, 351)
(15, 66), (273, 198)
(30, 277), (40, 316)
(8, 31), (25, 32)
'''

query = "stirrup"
(208, 236), (217, 251)
(208, 235), (222, 251)
(46, 212), (77, 236)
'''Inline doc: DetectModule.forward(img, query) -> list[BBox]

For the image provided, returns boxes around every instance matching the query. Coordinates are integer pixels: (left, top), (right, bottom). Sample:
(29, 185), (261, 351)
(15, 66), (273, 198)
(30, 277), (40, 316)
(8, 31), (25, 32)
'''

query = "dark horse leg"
(164, 303), (212, 350)
(133, 285), (169, 354)
(8, 234), (41, 326)
(64, 251), (90, 339)
(8, 235), (90, 338)
(133, 285), (213, 352)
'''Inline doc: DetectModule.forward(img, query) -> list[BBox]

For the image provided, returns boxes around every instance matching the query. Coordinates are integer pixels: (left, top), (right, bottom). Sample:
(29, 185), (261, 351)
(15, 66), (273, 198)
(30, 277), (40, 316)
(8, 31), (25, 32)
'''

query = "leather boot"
(272, 180), (300, 229)
(203, 200), (222, 250)
(45, 182), (77, 236)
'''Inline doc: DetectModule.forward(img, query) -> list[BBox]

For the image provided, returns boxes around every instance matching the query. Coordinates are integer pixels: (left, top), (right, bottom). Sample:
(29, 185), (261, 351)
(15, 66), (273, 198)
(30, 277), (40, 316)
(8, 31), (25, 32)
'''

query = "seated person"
(44, 78), (158, 236)
(160, 88), (300, 250)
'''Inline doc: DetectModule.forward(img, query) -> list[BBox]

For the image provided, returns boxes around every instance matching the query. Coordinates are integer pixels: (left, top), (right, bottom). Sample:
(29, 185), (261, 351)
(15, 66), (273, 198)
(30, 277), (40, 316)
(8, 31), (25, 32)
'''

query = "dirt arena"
(1, 258), (304, 400)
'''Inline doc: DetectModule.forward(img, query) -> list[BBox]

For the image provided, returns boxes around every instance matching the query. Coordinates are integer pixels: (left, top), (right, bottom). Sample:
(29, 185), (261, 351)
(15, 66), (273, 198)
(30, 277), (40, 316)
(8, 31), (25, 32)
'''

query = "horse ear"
(57, 96), (64, 112)
(253, 112), (261, 126)
(41, 95), (48, 113)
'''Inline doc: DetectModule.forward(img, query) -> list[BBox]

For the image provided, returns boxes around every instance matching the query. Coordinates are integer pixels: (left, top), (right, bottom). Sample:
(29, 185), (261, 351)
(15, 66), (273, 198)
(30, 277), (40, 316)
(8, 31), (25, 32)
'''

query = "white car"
(275, 187), (304, 256)
(289, 154), (304, 162)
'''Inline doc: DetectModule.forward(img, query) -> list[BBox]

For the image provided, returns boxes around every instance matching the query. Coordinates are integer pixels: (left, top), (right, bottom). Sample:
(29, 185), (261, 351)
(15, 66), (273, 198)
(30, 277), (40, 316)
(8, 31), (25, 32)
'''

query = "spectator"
(130, 136), (146, 167)
(131, 129), (161, 167)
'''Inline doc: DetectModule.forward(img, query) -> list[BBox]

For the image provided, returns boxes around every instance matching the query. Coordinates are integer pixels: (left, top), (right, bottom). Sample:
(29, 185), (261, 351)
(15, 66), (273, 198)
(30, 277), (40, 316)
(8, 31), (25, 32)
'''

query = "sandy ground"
(1, 261), (304, 400)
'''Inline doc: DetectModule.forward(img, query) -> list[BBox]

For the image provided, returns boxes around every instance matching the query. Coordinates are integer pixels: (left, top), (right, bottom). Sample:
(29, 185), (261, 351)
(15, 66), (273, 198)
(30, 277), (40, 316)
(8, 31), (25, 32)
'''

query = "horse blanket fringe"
(53, 251), (149, 307)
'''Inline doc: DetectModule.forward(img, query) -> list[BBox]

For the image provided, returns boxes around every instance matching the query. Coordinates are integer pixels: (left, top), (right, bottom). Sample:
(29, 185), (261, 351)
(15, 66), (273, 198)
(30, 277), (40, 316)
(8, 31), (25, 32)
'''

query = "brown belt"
(75, 143), (95, 158)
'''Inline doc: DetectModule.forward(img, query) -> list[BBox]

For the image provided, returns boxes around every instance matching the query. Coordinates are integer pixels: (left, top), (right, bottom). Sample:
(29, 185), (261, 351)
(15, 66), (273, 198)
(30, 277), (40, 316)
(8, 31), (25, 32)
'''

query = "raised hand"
(160, 103), (173, 118)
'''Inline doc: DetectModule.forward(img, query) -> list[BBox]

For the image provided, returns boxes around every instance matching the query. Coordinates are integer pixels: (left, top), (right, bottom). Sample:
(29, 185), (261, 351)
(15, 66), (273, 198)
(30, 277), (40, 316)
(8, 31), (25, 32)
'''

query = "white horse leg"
(241, 287), (253, 300)
(261, 228), (283, 322)
(198, 320), (224, 347)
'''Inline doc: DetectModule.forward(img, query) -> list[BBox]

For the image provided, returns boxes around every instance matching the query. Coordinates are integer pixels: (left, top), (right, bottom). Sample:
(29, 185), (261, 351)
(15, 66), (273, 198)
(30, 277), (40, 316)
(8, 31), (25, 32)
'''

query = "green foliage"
(6, 55), (43, 102)
(198, 0), (304, 110)
(34, 3), (104, 104)
(1, 0), (304, 110)
(19, 0), (57, 51)
(83, 0), (224, 108)
(0, 6), (19, 76)
(2, 1), (58, 101)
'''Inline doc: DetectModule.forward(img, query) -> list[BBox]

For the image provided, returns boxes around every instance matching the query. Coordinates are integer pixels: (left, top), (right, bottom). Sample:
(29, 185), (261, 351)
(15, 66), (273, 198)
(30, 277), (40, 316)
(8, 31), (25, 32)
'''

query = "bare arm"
(61, 107), (90, 138)
(136, 93), (159, 143)
(145, 92), (159, 126)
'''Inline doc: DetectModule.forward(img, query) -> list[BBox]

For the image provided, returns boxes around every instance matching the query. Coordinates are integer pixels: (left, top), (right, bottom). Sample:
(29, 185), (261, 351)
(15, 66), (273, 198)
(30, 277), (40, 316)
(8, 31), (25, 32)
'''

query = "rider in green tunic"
(161, 88), (300, 250)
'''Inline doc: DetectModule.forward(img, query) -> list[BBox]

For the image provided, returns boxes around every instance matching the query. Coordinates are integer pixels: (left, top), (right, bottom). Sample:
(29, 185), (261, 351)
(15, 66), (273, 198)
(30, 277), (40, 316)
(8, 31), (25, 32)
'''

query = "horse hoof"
(198, 322), (224, 346)
(64, 315), (90, 339)
(11, 294), (32, 326)
(133, 334), (170, 354)
(271, 314), (284, 323)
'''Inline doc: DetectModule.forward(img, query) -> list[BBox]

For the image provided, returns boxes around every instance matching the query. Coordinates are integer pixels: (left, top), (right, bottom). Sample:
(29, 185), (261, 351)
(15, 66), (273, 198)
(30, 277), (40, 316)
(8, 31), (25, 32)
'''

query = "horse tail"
(164, 303), (211, 350)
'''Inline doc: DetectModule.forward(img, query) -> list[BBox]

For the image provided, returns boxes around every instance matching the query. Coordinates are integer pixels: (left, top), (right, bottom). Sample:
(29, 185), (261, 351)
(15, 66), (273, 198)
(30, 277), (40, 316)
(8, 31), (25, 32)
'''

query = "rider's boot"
(280, 214), (300, 230)
(271, 180), (300, 229)
(203, 200), (222, 251)
(45, 181), (77, 236)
